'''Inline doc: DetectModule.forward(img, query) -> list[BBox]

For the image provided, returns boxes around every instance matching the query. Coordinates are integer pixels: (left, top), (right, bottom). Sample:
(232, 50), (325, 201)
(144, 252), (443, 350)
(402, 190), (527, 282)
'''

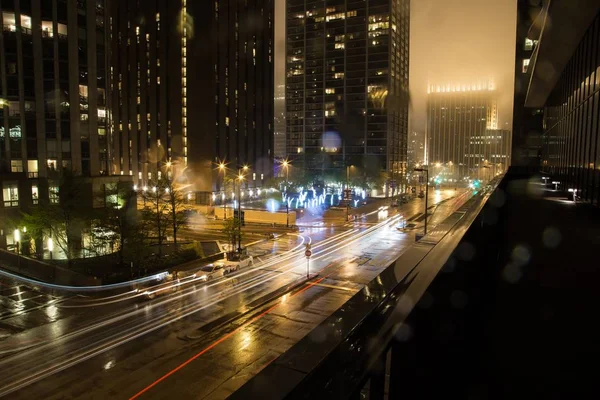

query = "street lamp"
(236, 170), (246, 253)
(282, 160), (290, 227)
(414, 167), (429, 236)
(14, 229), (21, 270)
(218, 162), (227, 220)
(48, 237), (54, 260)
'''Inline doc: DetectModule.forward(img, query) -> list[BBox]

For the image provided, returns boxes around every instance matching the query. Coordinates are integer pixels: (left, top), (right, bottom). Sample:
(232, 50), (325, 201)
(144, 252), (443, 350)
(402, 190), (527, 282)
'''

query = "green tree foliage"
(91, 183), (141, 265)
(221, 217), (242, 253)
(22, 171), (86, 264)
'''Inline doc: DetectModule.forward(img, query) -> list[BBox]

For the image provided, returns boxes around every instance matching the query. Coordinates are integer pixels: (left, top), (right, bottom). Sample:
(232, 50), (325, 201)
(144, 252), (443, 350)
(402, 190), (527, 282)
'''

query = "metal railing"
(231, 178), (503, 399)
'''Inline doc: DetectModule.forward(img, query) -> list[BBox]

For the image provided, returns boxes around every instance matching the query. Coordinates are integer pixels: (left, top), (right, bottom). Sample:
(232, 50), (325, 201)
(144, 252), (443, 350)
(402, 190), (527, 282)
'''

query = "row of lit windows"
(181, 0), (188, 166)
(2, 12), (67, 37)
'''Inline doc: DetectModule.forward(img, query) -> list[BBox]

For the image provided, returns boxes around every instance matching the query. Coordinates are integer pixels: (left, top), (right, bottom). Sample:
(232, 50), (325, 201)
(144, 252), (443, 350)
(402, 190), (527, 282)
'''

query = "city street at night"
(0, 189), (468, 398)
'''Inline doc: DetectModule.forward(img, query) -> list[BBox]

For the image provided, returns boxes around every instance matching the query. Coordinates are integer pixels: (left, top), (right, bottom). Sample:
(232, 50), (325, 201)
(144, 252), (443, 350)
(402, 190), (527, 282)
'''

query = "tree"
(92, 183), (140, 265)
(221, 217), (242, 254)
(22, 171), (87, 265)
(141, 181), (170, 257)
(163, 177), (189, 250)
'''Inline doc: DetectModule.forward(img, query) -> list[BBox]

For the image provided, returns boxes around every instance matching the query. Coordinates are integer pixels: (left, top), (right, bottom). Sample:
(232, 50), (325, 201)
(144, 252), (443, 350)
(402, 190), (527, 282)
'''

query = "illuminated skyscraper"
(109, 0), (274, 202)
(0, 0), (116, 249)
(426, 83), (511, 181)
(286, 0), (410, 186)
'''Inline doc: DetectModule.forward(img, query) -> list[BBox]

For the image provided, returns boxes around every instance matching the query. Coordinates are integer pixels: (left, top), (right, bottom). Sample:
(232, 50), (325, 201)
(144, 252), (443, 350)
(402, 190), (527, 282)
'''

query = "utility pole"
(414, 167), (429, 236)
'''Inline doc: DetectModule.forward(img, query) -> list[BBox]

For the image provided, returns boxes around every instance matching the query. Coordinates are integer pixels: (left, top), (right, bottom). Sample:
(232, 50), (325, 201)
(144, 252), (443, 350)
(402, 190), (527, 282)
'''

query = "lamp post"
(48, 237), (54, 260)
(283, 160), (290, 227)
(236, 166), (248, 253)
(414, 167), (429, 236)
(14, 229), (20, 270)
(219, 162), (226, 220)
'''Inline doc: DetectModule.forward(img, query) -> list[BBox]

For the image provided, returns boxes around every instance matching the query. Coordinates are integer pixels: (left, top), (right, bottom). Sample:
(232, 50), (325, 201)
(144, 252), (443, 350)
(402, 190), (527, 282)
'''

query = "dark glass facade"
(0, 0), (109, 179)
(109, 0), (274, 199)
(0, 0), (111, 247)
(286, 0), (410, 183)
(542, 11), (600, 205)
(511, 0), (544, 167)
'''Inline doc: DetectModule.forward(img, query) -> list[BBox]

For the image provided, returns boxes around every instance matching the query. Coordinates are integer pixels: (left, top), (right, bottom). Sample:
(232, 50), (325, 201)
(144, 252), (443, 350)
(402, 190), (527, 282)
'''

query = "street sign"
(305, 250), (312, 257)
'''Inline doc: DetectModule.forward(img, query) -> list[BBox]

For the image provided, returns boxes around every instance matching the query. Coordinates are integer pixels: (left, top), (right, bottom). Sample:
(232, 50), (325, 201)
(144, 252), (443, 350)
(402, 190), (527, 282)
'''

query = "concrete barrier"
(222, 208), (297, 225)
(0, 249), (101, 286)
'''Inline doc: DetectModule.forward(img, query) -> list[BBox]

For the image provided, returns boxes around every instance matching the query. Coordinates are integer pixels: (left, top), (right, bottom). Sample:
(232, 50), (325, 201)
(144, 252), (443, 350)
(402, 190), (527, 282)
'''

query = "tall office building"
(286, 0), (410, 184)
(407, 130), (424, 170)
(274, 84), (286, 161)
(426, 83), (511, 181)
(0, 0), (116, 248)
(511, 0), (544, 167)
(109, 0), (274, 202)
(526, 1), (600, 205)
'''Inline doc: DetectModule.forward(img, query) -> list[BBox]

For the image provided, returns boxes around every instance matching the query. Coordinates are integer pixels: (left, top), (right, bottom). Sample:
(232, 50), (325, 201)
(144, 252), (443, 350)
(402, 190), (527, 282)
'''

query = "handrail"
(231, 183), (499, 399)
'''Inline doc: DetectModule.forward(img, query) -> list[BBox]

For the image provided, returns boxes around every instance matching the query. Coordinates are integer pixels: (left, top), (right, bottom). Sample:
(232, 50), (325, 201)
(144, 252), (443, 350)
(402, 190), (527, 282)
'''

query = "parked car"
(418, 191), (425, 198)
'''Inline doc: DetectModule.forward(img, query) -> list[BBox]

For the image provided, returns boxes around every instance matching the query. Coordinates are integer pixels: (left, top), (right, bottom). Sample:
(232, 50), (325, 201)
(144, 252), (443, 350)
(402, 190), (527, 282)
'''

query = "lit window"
(31, 184), (39, 205)
(522, 59), (530, 73)
(2, 183), (19, 207)
(10, 160), (23, 173)
(225, 117), (230, 126)
(27, 160), (38, 178)
(524, 38), (537, 51)
(326, 88), (335, 94)
(20, 14), (31, 29)
(49, 186), (59, 204)
(47, 159), (58, 171)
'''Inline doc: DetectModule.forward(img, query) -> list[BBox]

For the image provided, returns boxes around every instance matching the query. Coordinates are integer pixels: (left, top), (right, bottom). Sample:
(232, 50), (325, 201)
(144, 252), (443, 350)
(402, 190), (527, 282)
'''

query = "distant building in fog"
(286, 0), (410, 189)
(407, 131), (424, 169)
(426, 83), (511, 182)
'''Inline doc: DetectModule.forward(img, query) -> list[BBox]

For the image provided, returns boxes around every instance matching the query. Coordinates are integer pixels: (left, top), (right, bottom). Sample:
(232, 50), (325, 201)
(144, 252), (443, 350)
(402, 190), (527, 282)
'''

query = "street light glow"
(47, 237), (54, 252)
(243, 165), (249, 171)
(166, 161), (172, 168)
(219, 162), (225, 170)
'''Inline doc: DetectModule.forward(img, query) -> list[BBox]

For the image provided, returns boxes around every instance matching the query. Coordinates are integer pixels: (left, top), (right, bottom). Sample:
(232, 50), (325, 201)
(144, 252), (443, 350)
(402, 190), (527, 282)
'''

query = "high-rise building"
(109, 0), (274, 202)
(274, 84), (286, 161)
(526, 1), (600, 205)
(407, 131), (424, 170)
(0, 0), (118, 248)
(511, 0), (544, 167)
(426, 83), (511, 182)
(286, 0), (410, 185)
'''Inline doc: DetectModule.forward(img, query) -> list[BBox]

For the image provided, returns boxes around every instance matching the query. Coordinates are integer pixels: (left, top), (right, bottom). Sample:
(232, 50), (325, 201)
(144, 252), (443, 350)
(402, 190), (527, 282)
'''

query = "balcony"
(232, 167), (600, 399)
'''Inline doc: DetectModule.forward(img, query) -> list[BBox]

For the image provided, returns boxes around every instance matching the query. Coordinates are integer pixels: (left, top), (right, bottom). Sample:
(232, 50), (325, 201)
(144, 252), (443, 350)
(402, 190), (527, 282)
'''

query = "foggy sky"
(410, 0), (517, 133)
(274, 0), (517, 133)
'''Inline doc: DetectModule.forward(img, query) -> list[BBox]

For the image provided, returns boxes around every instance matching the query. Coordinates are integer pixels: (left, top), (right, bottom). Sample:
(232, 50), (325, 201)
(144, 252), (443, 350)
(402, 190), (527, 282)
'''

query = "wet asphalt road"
(0, 189), (469, 399)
